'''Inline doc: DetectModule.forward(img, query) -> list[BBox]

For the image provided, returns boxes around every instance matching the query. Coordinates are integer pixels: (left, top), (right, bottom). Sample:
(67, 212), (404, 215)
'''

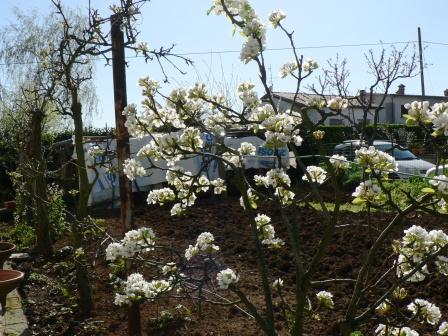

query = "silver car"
(334, 140), (435, 178)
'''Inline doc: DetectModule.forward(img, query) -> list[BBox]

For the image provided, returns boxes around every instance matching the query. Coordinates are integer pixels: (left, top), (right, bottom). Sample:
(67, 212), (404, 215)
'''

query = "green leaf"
(404, 116), (416, 126)
(431, 130), (441, 137)
(422, 187), (436, 194)
(352, 197), (365, 205)
(249, 199), (257, 209)
(350, 332), (364, 336)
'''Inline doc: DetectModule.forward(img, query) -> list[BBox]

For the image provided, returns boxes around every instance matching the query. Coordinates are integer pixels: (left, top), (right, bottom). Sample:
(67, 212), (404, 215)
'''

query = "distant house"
(262, 85), (448, 126)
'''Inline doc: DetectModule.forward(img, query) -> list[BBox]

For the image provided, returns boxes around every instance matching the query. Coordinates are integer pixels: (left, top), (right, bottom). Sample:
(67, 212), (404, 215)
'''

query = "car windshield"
(375, 145), (417, 160)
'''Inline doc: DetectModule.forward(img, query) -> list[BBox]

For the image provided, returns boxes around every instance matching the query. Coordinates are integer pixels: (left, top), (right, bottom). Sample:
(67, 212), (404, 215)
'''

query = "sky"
(0, 0), (447, 128)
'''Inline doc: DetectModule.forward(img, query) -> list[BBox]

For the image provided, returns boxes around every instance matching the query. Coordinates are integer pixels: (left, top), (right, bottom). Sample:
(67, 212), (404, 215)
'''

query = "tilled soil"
(15, 195), (448, 335)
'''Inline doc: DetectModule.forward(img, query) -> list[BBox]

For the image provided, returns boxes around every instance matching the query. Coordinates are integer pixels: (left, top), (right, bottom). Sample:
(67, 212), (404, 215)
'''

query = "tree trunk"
(29, 110), (53, 258)
(72, 97), (94, 316)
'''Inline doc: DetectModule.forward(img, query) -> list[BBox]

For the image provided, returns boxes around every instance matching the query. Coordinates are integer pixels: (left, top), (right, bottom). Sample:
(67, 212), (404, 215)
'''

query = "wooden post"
(111, 14), (140, 336)
(111, 14), (135, 234)
(417, 27), (425, 100)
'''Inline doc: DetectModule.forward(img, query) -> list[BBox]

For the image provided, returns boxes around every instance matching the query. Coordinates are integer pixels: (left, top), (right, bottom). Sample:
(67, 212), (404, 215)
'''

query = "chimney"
(359, 89), (366, 103)
(444, 89), (448, 97)
(396, 84), (405, 95)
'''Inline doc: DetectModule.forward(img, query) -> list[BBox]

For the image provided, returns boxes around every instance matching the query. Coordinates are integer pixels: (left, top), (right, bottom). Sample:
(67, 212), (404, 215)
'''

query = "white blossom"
(407, 298), (441, 325)
(184, 244), (200, 260)
(438, 321), (448, 335)
(268, 10), (286, 28)
(404, 100), (431, 123)
(240, 188), (259, 210)
(302, 58), (318, 72)
(308, 97), (326, 110)
(237, 82), (259, 107)
(240, 37), (262, 63)
(162, 262), (177, 275)
(375, 301), (391, 316)
(279, 61), (298, 78)
(430, 102), (448, 136)
(352, 180), (382, 202)
(106, 227), (156, 261)
(254, 168), (291, 188)
(170, 202), (185, 216)
(123, 158), (145, 181)
(327, 97), (348, 110)
(185, 232), (220, 261)
(375, 324), (419, 336)
(238, 142), (256, 156)
(147, 188), (176, 205)
(273, 278), (284, 288)
(87, 145), (103, 158)
(316, 291), (334, 309)
(211, 178), (227, 194)
(302, 166), (327, 184)
(430, 175), (448, 194)
(330, 154), (350, 170)
(355, 146), (398, 176)
(216, 268), (239, 289)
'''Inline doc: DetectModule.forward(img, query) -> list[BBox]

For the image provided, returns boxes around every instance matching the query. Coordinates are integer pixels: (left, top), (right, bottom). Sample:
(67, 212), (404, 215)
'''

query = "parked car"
(425, 164), (448, 178)
(334, 140), (435, 178)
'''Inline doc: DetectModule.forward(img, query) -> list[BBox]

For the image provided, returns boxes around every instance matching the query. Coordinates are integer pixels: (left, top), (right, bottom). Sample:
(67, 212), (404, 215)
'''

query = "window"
(401, 105), (407, 117)
(329, 118), (343, 125)
(356, 119), (371, 125)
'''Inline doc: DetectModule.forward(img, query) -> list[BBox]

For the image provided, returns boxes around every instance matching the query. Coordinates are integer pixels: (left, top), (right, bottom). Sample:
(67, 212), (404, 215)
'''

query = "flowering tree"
(106, 1), (448, 335)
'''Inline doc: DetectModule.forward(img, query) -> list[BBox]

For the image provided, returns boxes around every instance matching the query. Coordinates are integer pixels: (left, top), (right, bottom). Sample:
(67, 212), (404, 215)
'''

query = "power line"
(175, 40), (418, 56)
(424, 41), (448, 46)
(0, 39), (447, 67)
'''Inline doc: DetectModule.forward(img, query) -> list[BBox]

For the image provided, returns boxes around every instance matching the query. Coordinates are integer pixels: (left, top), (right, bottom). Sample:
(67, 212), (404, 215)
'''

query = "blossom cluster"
(329, 154), (350, 170)
(114, 273), (172, 306)
(106, 227), (156, 262)
(184, 232), (220, 260)
(404, 101), (448, 137)
(375, 324), (418, 336)
(216, 268), (239, 289)
(272, 278), (284, 289)
(254, 214), (284, 248)
(254, 169), (295, 205)
(355, 146), (398, 176)
(394, 225), (448, 282)
(327, 97), (348, 110)
(248, 107), (303, 148)
(302, 166), (327, 184)
(209, 0), (265, 63)
(268, 10), (286, 28)
(403, 100), (431, 124)
(238, 82), (259, 108)
(146, 168), (225, 216)
(316, 290), (334, 309)
(279, 58), (318, 78)
(407, 298), (441, 325)
(87, 145), (104, 158)
(352, 180), (383, 203)
(123, 158), (145, 181)
(240, 188), (259, 210)
(123, 79), (210, 141)
(430, 175), (448, 195)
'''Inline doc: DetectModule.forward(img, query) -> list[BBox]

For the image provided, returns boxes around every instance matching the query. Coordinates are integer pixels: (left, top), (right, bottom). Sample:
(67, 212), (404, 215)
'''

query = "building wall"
(272, 94), (448, 126)
(374, 95), (448, 124)
(271, 97), (377, 126)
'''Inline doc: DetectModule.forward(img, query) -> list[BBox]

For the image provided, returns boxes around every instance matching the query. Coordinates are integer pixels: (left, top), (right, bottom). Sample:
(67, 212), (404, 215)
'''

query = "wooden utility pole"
(111, 14), (135, 234)
(418, 27), (425, 99)
(111, 14), (140, 336)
